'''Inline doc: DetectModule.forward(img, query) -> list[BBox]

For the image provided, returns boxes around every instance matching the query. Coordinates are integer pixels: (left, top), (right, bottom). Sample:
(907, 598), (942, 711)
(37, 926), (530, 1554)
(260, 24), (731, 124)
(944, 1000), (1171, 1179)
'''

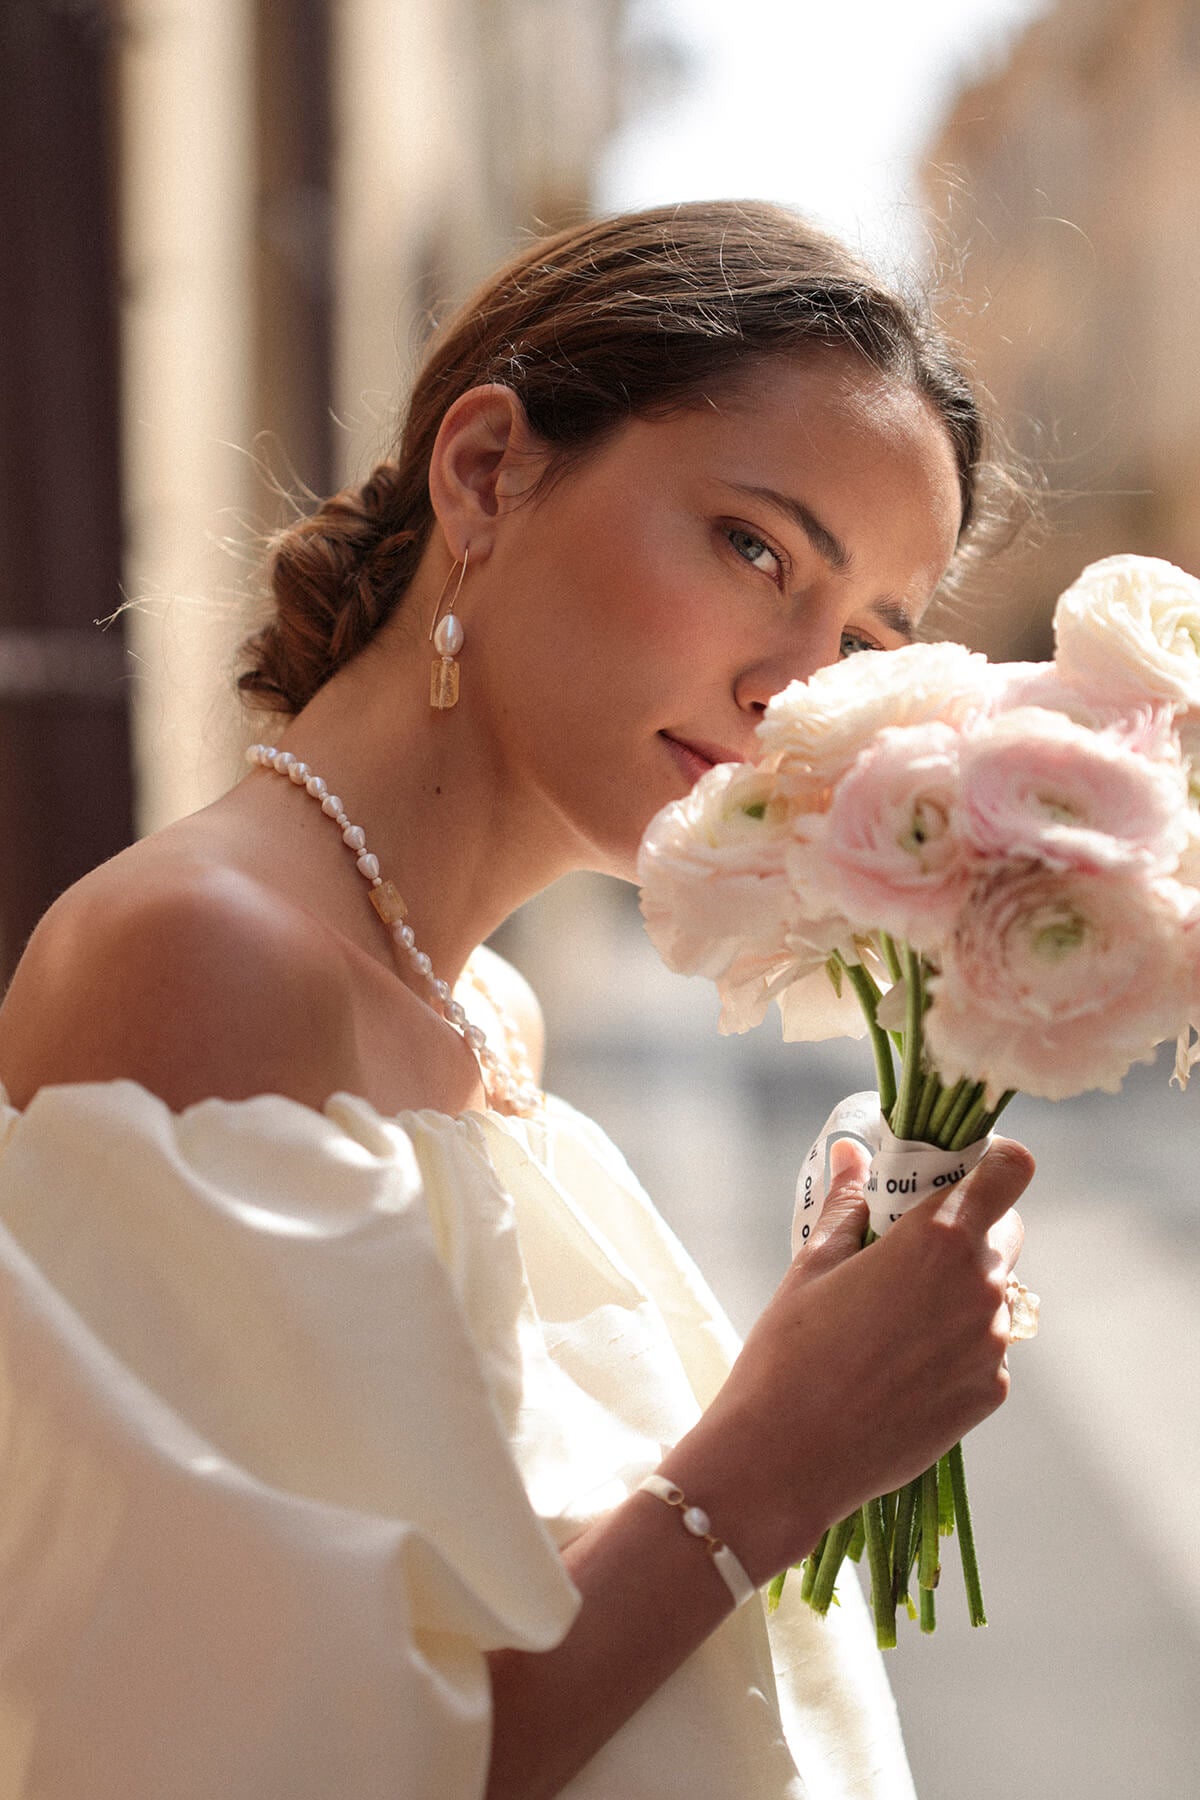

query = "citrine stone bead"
(430, 655), (459, 709)
(369, 880), (408, 924)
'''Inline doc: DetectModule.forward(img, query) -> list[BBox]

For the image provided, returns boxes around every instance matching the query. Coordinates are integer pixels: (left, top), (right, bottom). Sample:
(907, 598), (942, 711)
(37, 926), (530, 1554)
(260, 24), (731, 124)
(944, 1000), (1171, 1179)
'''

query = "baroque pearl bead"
(356, 852), (380, 881)
(682, 1506), (711, 1537)
(433, 612), (464, 657)
(342, 824), (366, 852)
(321, 795), (342, 817)
(305, 775), (327, 798)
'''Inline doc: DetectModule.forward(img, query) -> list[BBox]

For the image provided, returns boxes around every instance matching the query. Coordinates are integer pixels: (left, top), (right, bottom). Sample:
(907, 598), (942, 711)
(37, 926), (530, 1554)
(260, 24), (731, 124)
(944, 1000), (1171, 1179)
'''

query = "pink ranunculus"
(1180, 710), (1200, 788)
(924, 865), (1194, 1102)
(958, 706), (1190, 876)
(637, 760), (794, 982)
(987, 660), (1168, 740)
(756, 640), (992, 805)
(787, 721), (973, 950)
(1053, 554), (1200, 710)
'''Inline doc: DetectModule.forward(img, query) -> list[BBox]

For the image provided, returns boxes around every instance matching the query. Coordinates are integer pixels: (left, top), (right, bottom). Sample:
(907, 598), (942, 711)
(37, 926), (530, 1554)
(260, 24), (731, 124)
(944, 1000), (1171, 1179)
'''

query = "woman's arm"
(485, 1136), (1032, 1800)
(0, 875), (1032, 1800)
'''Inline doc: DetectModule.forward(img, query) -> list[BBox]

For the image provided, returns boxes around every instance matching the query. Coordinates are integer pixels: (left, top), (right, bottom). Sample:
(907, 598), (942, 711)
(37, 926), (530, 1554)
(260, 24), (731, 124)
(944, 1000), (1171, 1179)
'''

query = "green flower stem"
(863, 1498), (898, 1650)
(948, 1440), (987, 1628)
(808, 1513), (858, 1616)
(919, 1584), (937, 1634)
(978, 1089), (1017, 1137)
(878, 931), (903, 984)
(937, 1454), (956, 1534)
(940, 1079), (980, 1146)
(847, 1509), (867, 1563)
(891, 948), (926, 1139)
(766, 1570), (787, 1613)
(927, 1076), (967, 1143)
(881, 1488), (897, 1548)
(918, 1465), (941, 1591)
(950, 1089), (994, 1151)
(842, 960), (898, 1117)
(912, 1069), (940, 1143)
(800, 1530), (828, 1604)
(891, 1479), (920, 1607)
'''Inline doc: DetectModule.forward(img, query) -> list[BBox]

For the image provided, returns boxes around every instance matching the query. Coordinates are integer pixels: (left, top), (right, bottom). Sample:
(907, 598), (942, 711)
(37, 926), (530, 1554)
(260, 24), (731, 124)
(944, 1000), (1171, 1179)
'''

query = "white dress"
(0, 1079), (916, 1799)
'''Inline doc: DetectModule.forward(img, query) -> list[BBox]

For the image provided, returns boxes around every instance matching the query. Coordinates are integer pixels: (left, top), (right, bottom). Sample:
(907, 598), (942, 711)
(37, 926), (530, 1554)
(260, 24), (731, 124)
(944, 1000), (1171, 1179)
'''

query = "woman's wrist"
(635, 1473), (757, 1607)
(656, 1414), (829, 1590)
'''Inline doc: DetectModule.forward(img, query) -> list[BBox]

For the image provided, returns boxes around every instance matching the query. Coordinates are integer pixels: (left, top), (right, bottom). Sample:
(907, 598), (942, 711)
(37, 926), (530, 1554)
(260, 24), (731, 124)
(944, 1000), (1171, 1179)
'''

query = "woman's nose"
(733, 621), (845, 716)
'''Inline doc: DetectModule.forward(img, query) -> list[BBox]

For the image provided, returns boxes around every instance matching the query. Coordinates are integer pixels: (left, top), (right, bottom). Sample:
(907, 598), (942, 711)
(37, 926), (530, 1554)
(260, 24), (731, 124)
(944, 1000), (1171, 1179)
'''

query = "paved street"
(519, 876), (1200, 1800)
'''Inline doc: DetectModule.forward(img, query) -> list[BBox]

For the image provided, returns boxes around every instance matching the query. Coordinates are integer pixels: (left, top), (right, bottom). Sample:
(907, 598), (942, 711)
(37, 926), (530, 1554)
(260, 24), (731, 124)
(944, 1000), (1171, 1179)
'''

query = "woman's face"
(475, 350), (965, 880)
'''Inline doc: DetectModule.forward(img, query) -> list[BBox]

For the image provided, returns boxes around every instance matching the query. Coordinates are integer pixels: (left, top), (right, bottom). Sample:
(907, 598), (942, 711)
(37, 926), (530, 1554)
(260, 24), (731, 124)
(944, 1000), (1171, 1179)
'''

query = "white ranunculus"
(756, 640), (992, 805)
(637, 761), (794, 983)
(1053, 554), (1200, 710)
(775, 934), (891, 1043)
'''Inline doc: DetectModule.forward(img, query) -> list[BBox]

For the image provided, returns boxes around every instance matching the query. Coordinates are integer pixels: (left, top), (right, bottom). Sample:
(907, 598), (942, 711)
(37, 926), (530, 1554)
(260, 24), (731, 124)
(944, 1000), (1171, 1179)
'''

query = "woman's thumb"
(795, 1136), (870, 1261)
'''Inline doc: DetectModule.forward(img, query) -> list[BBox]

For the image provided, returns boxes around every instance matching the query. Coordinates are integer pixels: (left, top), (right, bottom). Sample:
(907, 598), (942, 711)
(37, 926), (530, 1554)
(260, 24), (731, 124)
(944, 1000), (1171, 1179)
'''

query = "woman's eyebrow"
(727, 482), (919, 641)
(867, 597), (918, 643)
(727, 483), (852, 572)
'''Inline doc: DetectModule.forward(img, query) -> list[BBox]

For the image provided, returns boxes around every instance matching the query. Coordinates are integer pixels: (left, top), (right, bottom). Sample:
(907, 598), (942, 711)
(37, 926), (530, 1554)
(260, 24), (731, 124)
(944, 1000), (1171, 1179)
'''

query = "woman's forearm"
(484, 1467), (794, 1800)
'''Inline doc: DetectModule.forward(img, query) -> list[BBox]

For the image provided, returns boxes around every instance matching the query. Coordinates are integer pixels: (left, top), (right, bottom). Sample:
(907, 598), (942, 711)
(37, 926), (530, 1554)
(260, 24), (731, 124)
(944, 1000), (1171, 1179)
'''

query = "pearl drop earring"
(429, 547), (468, 709)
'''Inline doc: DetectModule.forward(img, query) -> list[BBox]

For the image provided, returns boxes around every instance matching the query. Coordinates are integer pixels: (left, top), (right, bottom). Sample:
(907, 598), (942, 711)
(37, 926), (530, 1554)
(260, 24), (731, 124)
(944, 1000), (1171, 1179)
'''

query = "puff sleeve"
(0, 1081), (579, 1800)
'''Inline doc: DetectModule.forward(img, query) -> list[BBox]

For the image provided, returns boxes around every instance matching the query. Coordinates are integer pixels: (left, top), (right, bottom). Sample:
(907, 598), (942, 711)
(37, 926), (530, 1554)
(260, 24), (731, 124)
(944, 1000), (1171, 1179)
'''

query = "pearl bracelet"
(636, 1474), (757, 1609)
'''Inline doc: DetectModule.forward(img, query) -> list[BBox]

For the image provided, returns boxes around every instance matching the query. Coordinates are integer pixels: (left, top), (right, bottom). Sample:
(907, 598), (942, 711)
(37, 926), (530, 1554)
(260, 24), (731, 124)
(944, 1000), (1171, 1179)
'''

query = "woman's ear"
(427, 383), (546, 561)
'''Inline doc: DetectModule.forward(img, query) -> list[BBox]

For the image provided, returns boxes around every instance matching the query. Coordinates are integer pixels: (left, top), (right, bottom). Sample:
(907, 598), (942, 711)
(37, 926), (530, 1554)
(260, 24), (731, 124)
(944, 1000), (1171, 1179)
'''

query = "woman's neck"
(236, 629), (592, 987)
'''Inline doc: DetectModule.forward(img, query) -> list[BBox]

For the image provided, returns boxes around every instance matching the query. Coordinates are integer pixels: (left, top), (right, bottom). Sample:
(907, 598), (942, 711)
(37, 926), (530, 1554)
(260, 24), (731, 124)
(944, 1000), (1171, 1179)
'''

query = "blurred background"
(3, 0), (1197, 1793)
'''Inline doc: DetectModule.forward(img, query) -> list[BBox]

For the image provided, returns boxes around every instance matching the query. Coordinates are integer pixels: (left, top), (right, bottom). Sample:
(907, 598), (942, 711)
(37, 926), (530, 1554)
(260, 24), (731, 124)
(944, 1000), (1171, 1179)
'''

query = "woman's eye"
(726, 527), (782, 579)
(839, 628), (882, 658)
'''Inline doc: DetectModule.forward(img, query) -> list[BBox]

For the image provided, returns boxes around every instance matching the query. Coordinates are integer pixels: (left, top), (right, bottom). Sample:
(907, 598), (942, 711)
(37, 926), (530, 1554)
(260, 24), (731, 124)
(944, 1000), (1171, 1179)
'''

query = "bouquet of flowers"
(637, 554), (1200, 1646)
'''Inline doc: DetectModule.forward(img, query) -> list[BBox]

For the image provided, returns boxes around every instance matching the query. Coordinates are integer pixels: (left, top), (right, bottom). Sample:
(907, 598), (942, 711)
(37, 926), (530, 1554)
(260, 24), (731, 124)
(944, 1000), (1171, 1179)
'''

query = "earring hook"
(429, 546), (469, 640)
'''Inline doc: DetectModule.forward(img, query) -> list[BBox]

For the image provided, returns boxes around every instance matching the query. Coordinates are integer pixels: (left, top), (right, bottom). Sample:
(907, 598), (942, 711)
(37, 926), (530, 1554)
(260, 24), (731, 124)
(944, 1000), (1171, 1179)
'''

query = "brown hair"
(240, 199), (999, 715)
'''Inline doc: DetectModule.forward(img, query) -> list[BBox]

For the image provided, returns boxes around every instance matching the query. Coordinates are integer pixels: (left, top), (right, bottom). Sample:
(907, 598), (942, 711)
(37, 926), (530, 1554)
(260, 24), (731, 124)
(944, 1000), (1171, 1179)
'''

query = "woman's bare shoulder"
(0, 848), (363, 1113)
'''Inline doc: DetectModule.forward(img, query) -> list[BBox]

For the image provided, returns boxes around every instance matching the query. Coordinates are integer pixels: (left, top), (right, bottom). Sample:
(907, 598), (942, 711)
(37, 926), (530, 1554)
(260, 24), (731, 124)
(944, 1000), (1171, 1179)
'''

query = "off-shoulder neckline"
(0, 1074), (562, 1135)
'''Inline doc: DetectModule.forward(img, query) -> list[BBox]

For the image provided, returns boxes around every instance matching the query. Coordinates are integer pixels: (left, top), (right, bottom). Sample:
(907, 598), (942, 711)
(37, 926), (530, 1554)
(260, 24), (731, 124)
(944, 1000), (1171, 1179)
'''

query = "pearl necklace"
(246, 743), (542, 1116)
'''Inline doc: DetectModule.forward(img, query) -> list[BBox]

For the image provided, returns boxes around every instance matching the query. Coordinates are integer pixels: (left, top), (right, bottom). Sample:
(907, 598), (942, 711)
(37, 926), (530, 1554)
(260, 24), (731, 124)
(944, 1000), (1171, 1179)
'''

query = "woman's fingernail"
(830, 1137), (867, 1181)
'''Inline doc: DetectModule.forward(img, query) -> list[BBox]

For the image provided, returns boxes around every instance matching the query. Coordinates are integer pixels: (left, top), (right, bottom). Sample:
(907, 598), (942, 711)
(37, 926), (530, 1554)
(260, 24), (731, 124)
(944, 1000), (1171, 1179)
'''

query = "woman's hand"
(488, 1136), (1031, 1798)
(662, 1134), (1034, 1586)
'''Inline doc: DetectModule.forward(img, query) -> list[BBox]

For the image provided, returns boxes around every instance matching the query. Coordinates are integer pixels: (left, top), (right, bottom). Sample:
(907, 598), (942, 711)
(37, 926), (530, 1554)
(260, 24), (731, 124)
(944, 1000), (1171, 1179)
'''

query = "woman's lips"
(660, 733), (745, 785)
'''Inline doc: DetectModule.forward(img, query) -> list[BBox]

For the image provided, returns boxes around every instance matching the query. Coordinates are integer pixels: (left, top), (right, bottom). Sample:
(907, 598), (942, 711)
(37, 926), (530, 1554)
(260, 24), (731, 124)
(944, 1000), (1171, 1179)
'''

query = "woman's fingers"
(798, 1137), (869, 1265)
(935, 1136), (1035, 1242)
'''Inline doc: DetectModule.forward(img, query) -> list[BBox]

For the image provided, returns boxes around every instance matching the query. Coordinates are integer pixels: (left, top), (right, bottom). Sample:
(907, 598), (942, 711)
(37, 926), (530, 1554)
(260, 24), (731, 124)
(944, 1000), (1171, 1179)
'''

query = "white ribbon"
(792, 1091), (993, 1255)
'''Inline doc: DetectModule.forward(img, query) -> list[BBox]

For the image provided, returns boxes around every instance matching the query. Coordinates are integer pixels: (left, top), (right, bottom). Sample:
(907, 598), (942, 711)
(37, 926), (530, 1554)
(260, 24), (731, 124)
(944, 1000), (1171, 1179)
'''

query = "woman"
(0, 202), (1031, 1799)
